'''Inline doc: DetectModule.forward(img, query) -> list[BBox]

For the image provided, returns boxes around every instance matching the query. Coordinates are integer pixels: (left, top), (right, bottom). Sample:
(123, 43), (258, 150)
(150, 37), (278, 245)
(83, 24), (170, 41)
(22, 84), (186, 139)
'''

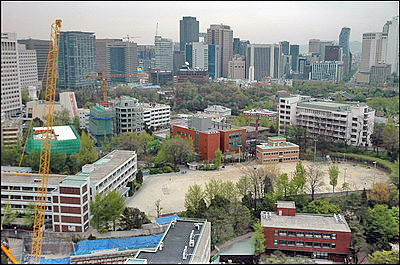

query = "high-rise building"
(185, 42), (208, 70)
(279, 54), (292, 78)
(369, 63), (391, 84)
(324, 45), (342, 61)
(106, 40), (138, 83)
(246, 44), (281, 81)
(199, 32), (207, 43)
(17, 44), (39, 90)
(319, 41), (334, 61)
(1, 33), (22, 118)
(173, 50), (185, 74)
(308, 39), (320, 54)
(311, 61), (344, 83)
(58, 31), (96, 90)
(208, 44), (221, 79)
(95, 39), (122, 74)
(279, 41), (290, 55)
(180, 16), (199, 52)
(339, 27), (351, 57)
(207, 24), (233, 77)
(17, 38), (50, 87)
(290, 44), (299, 72)
(384, 16), (399, 75)
(359, 32), (388, 72)
(228, 55), (245, 79)
(154, 36), (174, 71)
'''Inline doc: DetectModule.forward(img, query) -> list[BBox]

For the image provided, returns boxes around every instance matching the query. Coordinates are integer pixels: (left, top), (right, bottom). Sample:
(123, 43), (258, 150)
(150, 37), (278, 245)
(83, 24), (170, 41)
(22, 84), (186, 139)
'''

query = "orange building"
(256, 137), (299, 163)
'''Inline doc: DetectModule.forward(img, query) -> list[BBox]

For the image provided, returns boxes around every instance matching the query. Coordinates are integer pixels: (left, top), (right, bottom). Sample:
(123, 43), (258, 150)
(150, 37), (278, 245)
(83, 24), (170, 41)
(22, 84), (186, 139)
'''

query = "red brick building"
(173, 116), (246, 161)
(261, 201), (351, 262)
(256, 137), (299, 163)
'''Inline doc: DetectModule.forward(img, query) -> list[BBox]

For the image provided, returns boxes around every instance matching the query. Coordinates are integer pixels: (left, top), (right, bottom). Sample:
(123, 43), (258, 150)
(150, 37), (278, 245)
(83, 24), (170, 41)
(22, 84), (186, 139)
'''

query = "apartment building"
(17, 44), (39, 90)
(243, 109), (278, 120)
(1, 118), (23, 146)
(113, 96), (144, 133)
(261, 201), (351, 262)
(256, 137), (299, 163)
(143, 103), (170, 130)
(278, 96), (375, 147)
(311, 61), (344, 83)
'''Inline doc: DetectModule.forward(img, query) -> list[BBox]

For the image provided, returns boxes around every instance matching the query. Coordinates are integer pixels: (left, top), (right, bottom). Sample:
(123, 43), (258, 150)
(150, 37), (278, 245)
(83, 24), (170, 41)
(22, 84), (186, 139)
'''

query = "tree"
(214, 149), (222, 169)
(90, 190), (125, 232)
(106, 190), (126, 231)
(73, 116), (81, 134)
(236, 175), (252, 198)
(136, 169), (143, 184)
(252, 220), (266, 256)
(382, 118), (399, 160)
(303, 200), (341, 214)
(370, 182), (390, 203)
(159, 136), (194, 168)
(119, 207), (150, 230)
(368, 250), (399, 264)
(260, 250), (316, 264)
(1, 143), (21, 166)
(204, 179), (225, 205)
(328, 165), (339, 193)
(146, 139), (161, 156)
(23, 203), (36, 227)
(306, 164), (325, 200)
(75, 131), (98, 167)
(276, 173), (290, 198)
(184, 184), (205, 214)
(1, 202), (17, 226)
(52, 108), (71, 126)
(289, 161), (306, 196)
(154, 199), (163, 218)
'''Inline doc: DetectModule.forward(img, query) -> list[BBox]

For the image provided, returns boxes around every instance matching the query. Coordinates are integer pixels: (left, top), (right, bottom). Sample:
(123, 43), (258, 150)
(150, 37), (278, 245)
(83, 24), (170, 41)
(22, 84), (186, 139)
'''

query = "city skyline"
(2, 1), (398, 45)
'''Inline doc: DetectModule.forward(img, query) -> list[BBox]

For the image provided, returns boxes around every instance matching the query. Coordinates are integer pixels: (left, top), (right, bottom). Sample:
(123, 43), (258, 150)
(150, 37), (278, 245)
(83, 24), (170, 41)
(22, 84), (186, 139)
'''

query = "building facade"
(311, 61), (344, 83)
(88, 102), (114, 142)
(185, 42), (208, 70)
(324, 45), (342, 62)
(369, 63), (391, 84)
(78, 108), (90, 130)
(143, 103), (170, 130)
(58, 31), (96, 90)
(243, 109), (278, 120)
(154, 36), (174, 71)
(290, 44), (300, 72)
(1, 32), (22, 118)
(256, 137), (299, 163)
(207, 24), (233, 78)
(339, 27), (351, 57)
(1, 118), (23, 146)
(278, 96), (375, 147)
(384, 16), (399, 75)
(106, 40), (138, 83)
(261, 201), (351, 262)
(246, 44), (281, 81)
(359, 32), (388, 73)
(17, 44), (39, 90)
(179, 16), (199, 52)
(228, 55), (245, 79)
(308, 39), (321, 54)
(95, 39), (122, 74)
(208, 44), (221, 79)
(113, 96), (144, 134)
(204, 105), (231, 116)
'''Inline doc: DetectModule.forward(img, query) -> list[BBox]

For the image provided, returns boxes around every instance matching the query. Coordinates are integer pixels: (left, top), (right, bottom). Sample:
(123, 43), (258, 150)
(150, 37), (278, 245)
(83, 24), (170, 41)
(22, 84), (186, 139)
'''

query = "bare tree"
(154, 199), (163, 218)
(306, 164), (325, 200)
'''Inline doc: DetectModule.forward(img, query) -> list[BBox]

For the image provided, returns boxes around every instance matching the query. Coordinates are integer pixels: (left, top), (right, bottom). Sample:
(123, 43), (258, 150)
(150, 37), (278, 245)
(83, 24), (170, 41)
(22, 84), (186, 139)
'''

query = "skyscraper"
(339, 27), (351, 57)
(1, 33), (22, 118)
(246, 44), (281, 81)
(385, 16), (399, 75)
(359, 32), (388, 72)
(208, 44), (221, 79)
(324, 45), (342, 61)
(207, 24), (233, 77)
(308, 39), (321, 54)
(96, 38), (122, 74)
(319, 41), (334, 61)
(154, 36), (174, 71)
(185, 42), (208, 70)
(180, 16), (199, 52)
(17, 44), (39, 90)
(279, 41), (290, 55)
(106, 40), (138, 83)
(58, 31), (96, 90)
(290, 44), (299, 72)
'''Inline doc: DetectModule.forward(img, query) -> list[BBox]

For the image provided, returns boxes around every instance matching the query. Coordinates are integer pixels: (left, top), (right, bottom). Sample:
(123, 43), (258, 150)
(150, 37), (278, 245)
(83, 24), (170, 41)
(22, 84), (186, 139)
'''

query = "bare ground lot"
(126, 160), (390, 218)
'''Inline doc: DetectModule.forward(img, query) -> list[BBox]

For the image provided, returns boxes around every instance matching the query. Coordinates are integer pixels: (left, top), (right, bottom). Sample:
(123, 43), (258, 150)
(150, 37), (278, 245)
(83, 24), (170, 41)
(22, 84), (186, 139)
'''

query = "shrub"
(163, 166), (173, 173)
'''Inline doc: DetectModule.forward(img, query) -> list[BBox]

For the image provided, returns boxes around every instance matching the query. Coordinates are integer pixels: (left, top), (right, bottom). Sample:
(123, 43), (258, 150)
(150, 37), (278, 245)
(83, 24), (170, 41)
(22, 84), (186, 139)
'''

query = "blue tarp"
(71, 234), (163, 256)
(27, 257), (70, 264)
(155, 214), (180, 225)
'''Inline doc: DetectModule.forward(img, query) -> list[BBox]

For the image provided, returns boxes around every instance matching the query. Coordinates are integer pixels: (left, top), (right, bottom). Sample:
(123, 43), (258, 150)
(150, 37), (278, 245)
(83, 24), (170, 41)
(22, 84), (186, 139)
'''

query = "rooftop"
(1, 172), (66, 185)
(297, 101), (367, 112)
(134, 219), (207, 264)
(218, 236), (255, 256)
(257, 142), (299, 149)
(32, 126), (77, 141)
(243, 109), (277, 115)
(277, 201), (296, 209)
(204, 105), (231, 112)
(261, 211), (351, 233)
(59, 175), (89, 187)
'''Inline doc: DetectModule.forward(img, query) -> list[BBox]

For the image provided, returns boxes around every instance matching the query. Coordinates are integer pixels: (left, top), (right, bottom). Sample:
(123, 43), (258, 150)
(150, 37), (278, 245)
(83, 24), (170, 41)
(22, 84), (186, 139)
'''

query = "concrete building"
(143, 103), (170, 130)
(233, 38), (249, 57)
(150, 69), (173, 86)
(154, 36), (174, 71)
(127, 218), (211, 264)
(204, 105), (231, 117)
(106, 40), (138, 83)
(1, 32), (22, 118)
(246, 44), (281, 81)
(207, 24), (233, 77)
(324, 45), (342, 62)
(319, 41), (335, 62)
(1, 118), (23, 146)
(185, 42), (208, 70)
(339, 27), (351, 57)
(369, 63), (391, 84)
(359, 32), (388, 73)
(228, 55), (245, 79)
(243, 109), (278, 120)
(290, 44), (300, 72)
(175, 68), (209, 83)
(18, 38), (50, 87)
(95, 38), (122, 74)
(58, 31), (96, 90)
(278, 96), (375, 147)
(308, 39), (321, 54)
(78, 108), (90, 130)
(17, 44), (39, 91)
(261, 201), (351, 262)
(311, 61), (344, 83)
(208, 44), (221, 79)
(256, 137), (299, 163)
(88, 102), (114, 142)
(180, 16), (199, 52)
(112, 96), (144, 134)
(384, 16), (399, 75)
(279, 41), (290, 55)
(173, 50), (185, 75)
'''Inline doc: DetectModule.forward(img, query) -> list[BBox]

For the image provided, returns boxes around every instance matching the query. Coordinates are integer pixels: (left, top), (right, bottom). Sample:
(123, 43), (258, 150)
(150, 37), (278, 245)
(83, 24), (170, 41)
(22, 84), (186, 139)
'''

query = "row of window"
(262, 150), (298, 155)
(274, 230), (336, 239)
(274, 240), (336, 249)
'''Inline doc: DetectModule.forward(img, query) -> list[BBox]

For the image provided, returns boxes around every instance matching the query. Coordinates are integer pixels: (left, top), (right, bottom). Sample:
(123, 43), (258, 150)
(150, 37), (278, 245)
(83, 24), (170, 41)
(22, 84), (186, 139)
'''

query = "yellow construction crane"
(85, 70), (136, 102)
(29, 19), (62, 264)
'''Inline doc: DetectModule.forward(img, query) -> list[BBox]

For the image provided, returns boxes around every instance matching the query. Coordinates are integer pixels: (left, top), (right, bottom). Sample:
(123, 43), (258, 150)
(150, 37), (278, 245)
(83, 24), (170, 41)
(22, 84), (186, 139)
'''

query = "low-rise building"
(78, 108), (90, 130)
(369, 63), (391, 84)
(204, 105), (231, 117)
(1, 118), (23, 146)
(113, 96), (144, 134)
(143, 103), (170, 130)
(261, 201), (351, 262)
(311, 61), (344, 83)
(243, 109), (278, 120)
(256, 137), (299, 163)
(175, 68), (209, 83)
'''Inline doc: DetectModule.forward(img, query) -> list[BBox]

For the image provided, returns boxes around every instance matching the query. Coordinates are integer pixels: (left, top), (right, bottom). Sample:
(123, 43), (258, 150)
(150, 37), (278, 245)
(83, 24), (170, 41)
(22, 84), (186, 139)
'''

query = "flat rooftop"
(82, 150), (136, 182)
(261, 211), (351, 233)
(297, 101), (352, 112)
(243, 109), (277, 115)
(257, 142), (299, 149)
(33, 126), (77, 141)
(135, 219), (206, 264)
(277, 201), (295, 209)
(1, 172), (66, 185)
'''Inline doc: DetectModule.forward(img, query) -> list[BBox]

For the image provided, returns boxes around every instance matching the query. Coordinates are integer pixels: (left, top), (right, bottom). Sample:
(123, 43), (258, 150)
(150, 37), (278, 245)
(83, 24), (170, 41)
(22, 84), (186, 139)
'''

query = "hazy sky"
(2, 1), (398, 45)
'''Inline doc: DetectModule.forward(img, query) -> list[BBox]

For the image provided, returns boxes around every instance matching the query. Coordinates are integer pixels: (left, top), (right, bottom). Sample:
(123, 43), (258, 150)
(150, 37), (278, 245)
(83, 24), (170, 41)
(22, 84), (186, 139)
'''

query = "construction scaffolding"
(87, 103), (114, 142)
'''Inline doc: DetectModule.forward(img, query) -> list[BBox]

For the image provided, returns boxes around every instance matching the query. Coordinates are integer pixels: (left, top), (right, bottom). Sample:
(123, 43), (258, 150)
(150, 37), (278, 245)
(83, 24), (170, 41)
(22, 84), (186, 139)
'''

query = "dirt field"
(125, 160), (390, 217)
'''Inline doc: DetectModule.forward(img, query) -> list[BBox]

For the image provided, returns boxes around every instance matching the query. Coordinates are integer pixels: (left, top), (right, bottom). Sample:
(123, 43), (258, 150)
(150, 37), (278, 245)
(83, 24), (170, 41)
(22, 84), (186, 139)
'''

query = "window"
(288, 240), (295, 246)
(274, 240), (278, 245)
(305, 232), (313, 238)
(279, 240), (287, 246)
(331, 233), (336, 239)
(296, 232), (305, 237)
(288, 231), (296, 237)
(322, 233), (331, 239)
(314, 233), (321, 238)
(305, 242), (313, 248)
(322, 243), (330, 249)
(331, 243), (336, 249)
(279, 230), (287, 236)
(296, 241), (304, 247)
(314, 242), (321, 248)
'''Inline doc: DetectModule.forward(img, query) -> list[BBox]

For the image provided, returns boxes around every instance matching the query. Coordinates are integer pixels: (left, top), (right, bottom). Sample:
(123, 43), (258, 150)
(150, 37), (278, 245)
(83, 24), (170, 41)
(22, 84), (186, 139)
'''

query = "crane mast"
(30, 19), (62, 264)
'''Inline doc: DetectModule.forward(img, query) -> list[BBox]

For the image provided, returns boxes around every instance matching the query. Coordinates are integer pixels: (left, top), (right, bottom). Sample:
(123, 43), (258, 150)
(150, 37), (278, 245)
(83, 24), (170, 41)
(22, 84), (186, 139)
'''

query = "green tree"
(303, 200), (341, 214)
(23, 203), (35, 227)
(135, 169), (143, 184)
(146, 139), (161, 155)
(328, 165), (339, 193)
(1, 143), (21, 166)
(289, 161), (307, 196)
(52, 108), (71, 126)
(214, 149), (222, 169)
(106, 190), (126, 231)
(119, 207), (150, 230)
(1, 202), (17, 226)
(236, 175), (252, 198)
(348, 221), (368, 264)
(252, 220), (266, 256)
(276, 173), (290, 198)
(158, 136), (194, 168)
(184, 184), (205, 214)
(382, 118), (399, 160)
(73, 116), (81, 134)
(368, 250), (399, 264)
(75, 131), (98, 167)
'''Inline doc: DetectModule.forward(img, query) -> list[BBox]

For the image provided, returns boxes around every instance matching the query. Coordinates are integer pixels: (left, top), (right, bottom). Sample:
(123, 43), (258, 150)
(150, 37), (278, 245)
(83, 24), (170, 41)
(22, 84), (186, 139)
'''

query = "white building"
(154, 36), (173, 71)
(1, 33), (22, 118)
(204, 105), (232, 116)
(311, 61), (344, 83)
(278, 96), (375, 147)
(78, 108), (90, 130)
(385, 16), (399, 75)
(17, 44), (39, 90)
(186, 42), (208, 71)
(143, 103), (171, 130)
(246, 44), (282, 81)
(359, 32), (388, 72)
